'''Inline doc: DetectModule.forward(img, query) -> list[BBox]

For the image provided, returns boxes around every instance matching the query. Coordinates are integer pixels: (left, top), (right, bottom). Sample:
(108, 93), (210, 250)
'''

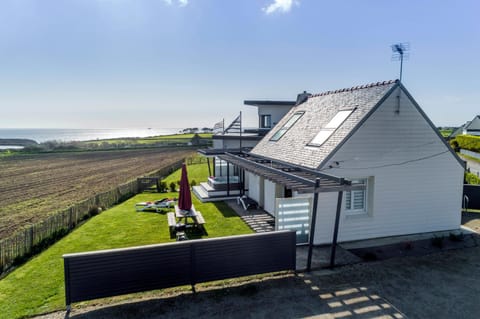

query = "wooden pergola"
(217, 152), (365, 269)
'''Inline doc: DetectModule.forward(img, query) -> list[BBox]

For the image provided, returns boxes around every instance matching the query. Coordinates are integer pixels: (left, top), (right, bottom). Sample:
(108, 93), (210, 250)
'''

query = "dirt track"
(0, 148), (194, 239)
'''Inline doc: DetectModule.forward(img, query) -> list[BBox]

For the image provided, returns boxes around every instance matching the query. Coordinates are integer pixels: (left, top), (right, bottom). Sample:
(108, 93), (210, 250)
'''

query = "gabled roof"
(251, 80), (399, 169)
(465, 115), (480, 131)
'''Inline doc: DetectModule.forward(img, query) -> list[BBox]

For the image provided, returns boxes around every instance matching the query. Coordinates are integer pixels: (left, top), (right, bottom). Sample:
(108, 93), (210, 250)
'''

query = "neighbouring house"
(197, 80), (465, 247)
(194, 96), (299, 200)
(450, 115), (480, 138)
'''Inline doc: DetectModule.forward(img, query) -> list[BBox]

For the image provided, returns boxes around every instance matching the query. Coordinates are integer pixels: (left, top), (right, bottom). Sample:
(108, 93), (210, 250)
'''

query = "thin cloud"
(163, 0), (188, 7)
(263, 0), (298, 14)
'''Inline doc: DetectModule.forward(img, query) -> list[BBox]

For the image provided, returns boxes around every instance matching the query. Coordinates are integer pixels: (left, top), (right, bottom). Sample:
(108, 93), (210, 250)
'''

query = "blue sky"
(0, 0), (478, 129)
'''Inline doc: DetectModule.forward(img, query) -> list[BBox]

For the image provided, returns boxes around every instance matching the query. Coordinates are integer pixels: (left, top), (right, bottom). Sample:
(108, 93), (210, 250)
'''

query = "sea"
(0, 128), (182, 149)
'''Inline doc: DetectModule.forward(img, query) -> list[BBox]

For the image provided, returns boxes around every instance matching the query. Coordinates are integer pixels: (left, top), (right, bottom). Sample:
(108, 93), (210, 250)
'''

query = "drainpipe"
(307, 178), (320, 271)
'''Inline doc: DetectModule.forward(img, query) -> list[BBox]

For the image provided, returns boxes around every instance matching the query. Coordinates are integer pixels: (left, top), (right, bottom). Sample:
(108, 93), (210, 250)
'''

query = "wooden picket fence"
(185, 156), (209, 165)
(0, 158), (185, 273)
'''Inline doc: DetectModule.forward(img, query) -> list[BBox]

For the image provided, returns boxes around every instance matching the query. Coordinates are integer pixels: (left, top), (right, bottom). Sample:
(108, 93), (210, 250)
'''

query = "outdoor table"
(175, 205), (197, 225)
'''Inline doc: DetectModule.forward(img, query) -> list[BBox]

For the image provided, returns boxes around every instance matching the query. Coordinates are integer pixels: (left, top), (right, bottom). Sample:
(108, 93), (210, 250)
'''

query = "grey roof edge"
(317, 81), (465, 170)
(242, 151), (344, 182)
(244, 100), (296, 107)
(317, 81), (401, 170)
(398, 83), (466, 169)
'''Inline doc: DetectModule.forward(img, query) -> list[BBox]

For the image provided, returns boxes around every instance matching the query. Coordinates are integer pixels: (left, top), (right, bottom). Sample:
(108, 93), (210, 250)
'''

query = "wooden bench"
(193, 211), (206, 234)
(193, 211), (205, 225)
(167, 212), (177, 238)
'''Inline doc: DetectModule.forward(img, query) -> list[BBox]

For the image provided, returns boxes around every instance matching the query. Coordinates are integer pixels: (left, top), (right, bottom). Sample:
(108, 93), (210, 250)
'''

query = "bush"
(431, 236), (444, 248)
(88, 205), (102, 217)
(363, 251), (378, 261)
(403, 241), (414, 250)
(159, 181), (168, 192)
(191, 179), (197, 187)
(12, 227), (70, 267)
(169, 182), (177, 192)
(449, 232), (464, 242)
(451, 135), (480, 152)
(465, 172), (480, 185)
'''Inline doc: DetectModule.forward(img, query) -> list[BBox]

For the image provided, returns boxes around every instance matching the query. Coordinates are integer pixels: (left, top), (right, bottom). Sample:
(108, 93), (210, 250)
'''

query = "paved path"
(225, 199), (275, 232)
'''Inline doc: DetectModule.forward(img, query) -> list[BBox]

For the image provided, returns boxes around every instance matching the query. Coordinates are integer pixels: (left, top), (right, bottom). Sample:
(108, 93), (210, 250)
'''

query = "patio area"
(224, 198), (362, 270)
(225, 199), (275, 232)
(225, 198), (480, 271)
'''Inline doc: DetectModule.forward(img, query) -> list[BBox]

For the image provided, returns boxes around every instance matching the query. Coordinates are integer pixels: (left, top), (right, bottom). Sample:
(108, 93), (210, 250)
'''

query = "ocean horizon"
(0, 128), (182, 144)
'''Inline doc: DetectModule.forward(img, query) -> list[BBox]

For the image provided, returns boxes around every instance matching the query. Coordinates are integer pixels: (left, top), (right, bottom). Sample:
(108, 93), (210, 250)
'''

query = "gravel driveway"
(35, 243), (480, 319)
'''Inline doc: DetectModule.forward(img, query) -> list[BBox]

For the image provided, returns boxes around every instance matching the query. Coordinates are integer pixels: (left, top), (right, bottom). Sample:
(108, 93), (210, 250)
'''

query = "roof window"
(270, 111), (305, 141)
(309, 109), (355, 146)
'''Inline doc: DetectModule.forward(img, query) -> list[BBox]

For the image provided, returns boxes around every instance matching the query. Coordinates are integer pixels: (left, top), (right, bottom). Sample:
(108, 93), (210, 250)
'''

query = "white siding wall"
(247, 172), (263, 206)
(213, 139), (258, 149)
(213, 139), (223, 149)
(313, 88), (464, 244)
(264, 180), (277, 214)
(258, 105), (293, 127)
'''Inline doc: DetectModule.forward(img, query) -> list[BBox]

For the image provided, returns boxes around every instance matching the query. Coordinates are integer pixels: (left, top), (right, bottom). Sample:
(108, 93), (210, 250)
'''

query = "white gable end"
(312, 87), (464, 244)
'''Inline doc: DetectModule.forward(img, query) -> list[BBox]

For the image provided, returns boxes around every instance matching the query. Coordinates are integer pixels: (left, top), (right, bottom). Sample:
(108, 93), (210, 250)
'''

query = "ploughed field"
(0, 148), (194, 240)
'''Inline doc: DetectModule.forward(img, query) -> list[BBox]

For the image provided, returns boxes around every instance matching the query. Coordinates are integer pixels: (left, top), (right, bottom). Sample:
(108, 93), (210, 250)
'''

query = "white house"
(450, 115), (480, 138)
(195, 97), (298, 201)
(214, 80), (464, 246)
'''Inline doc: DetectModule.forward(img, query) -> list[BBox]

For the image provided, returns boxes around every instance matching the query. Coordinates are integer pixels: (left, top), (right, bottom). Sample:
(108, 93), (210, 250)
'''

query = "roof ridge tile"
(310, 79), (398, 98)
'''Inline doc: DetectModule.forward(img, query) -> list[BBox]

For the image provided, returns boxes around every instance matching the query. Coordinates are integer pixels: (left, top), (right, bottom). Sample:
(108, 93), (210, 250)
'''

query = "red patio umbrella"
(178, 163), (192, 211)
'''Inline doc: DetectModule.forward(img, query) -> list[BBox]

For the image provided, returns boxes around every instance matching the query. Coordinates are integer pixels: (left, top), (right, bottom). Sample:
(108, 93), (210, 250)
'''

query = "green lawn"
(81, 133), (213, 146)
(0, 163), (252, 319)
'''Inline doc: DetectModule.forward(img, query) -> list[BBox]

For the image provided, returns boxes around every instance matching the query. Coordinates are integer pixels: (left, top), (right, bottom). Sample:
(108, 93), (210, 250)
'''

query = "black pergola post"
(307, 178), (320, 271)
(226, 162), (230, 196)
(241, 169), (245, 196)
(213, 157), (216, 177)
(330, 182), (344, 268)
(207, 157), (211, 177)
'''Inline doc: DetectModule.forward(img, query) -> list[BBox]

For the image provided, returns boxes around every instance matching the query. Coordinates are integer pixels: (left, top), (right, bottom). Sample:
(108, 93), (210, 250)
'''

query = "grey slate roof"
(251, 80), (398, 169)
(466, 115), (480, 131)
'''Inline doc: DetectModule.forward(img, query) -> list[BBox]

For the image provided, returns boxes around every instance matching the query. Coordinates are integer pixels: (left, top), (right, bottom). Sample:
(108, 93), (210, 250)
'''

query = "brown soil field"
(0, 148), (194, 240)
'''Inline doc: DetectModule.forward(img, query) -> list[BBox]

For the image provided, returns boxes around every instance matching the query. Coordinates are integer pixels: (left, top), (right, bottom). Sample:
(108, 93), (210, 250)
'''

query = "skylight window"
(270, 111), (304, 141)
(309, 109), (354, 146)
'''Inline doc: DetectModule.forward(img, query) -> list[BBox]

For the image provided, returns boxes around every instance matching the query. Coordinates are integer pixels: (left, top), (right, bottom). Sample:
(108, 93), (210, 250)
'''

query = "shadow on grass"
(179, 226), (208, 240)
(212, 201), (239, 218)
(66, 271), (406, 319)
(67, 275), (292, 319)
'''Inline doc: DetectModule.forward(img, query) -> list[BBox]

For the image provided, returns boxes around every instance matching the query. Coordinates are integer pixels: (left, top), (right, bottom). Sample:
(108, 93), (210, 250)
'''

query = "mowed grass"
(81, 133), (213, 146)
(0, 162), (252, 319)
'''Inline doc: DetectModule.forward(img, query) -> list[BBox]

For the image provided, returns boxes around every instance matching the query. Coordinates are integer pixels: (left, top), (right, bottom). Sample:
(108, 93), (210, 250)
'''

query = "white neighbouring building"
(195, 97), (298, 201)
(450, 114), (480, 138)
(207, 80), (464, 246)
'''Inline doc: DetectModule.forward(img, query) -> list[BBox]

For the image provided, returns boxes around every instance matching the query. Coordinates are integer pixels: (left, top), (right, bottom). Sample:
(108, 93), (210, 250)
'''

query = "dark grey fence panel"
(64, 243), (192, 305)
(63, 231), (296, 307)
(193, 231), (296, 283)
(463, 184), (480, 210)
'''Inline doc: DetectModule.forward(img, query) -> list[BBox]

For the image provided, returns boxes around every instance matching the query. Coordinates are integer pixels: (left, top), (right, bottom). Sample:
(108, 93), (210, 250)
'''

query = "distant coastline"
(0, 138), (37, 146)
(0, 128), (182, 144)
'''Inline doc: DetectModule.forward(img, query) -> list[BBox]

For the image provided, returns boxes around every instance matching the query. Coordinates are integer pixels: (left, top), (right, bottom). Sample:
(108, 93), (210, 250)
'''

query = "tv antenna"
(391, 43), (410, 82)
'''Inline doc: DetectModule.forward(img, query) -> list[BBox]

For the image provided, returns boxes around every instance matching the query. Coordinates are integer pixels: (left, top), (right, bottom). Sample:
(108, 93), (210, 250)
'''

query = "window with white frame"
(260, 114), (272, 128)
(345, 179), (367, 213)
